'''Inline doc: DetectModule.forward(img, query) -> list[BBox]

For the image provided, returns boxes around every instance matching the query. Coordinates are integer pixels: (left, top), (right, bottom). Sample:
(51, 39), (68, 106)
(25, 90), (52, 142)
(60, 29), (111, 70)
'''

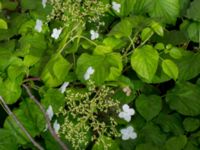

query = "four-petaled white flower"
(120, 126), (137, 140)
(42, 0), (47, 8)
(123, 86), (131, 96)
(84, 66), (95, 80)
(51, 28), (62, 40)
(59, 82), (69, 93)
(53, 120), (60, 134)
(46, 105), (54, 120)
(35, 19), (43, 32)
(112, 1), (121, 13)
(118, 104), (135, 122)
(90, 30), (99, 40)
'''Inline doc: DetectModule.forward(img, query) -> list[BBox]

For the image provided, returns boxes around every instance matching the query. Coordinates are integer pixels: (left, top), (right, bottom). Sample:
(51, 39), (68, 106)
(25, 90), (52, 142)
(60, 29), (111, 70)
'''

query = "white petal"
(46, 105), (54, 120)
(126, 126), (134, 132)
(129, 132), (137, 139)
(124, 115), (131, 122)
(53, 120), (60, 134)
(122, 104), (130, 111)
(59, 82), (69, 93)
(51, 28), (62, 39)
(118, 112), (126, 118)
(35, 19), (43, 32)
(90, 30), (99, 40)
(42, 0), (47, 8)
(127, 108), (135, 116)
(112, 2), (121, 13)
(84, 66), (95, 80)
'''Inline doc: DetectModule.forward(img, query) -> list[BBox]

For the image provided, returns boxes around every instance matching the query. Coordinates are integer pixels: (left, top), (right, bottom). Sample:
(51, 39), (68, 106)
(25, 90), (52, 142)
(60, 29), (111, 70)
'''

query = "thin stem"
(0, 96), (44, 150)
(22, 84), (69, 150)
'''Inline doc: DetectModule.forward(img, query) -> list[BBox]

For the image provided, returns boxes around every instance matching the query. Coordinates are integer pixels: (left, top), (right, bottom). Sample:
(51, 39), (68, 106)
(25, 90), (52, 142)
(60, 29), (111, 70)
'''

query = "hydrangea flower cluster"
(119, 104), (135, 122)
(120, 126), (137, 140)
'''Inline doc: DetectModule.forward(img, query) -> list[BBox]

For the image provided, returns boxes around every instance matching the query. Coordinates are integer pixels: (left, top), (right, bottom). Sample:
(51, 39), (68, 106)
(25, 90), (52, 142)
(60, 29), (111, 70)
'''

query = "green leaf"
(76, 53), (122, 84)
(41, 88), (65, 113)
(185, 21), (200, 43)
(131, 45), (159, 82)
(155, 113), (184, 135)
(150, 21), (164, 36)
(186, 0), (200, 22)
(109, 19), (132, 38)
(136, 143), (160, 150)
(93, 45), (112, 55)
(140, 123), (167, 145)
(162, 59), (179, 80)
(176, 52), (200, 81)
(0, 79), (22, 104)
(92, 136), (120, 150)
(41, 54), (71, 87)
(0, 19), (8, 29)
(141, 27), (154, 42)
(183, 118), (200, 132)
(166, 82), (200, 116)
(118, 0), (136, 17)
(0, 129), (18, 150)
(136, 94), (162, 121)
(148, 0), (180, 24)
(4, 98), (46, 144)
(165, 135), (187, 150)
(169, 47), (182, 59)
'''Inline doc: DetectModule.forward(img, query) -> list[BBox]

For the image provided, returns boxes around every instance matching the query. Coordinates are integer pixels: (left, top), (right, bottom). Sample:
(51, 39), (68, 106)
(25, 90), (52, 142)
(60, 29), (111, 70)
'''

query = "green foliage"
(0, 0), (200, 149)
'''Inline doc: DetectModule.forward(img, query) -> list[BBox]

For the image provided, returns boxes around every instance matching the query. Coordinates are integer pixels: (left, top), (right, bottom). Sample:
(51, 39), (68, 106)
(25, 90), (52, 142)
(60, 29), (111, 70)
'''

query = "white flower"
(51, 28), (62, 39)
(84, 66), (95, 80)
(90, 30), (99, 40)
(34, 19), (43, 32)
(46, 105), (54, 120)
(118, 104), (135, 122)
(120, 126), (137, 140)
(59, 82), (69, 93)
(112, 1), (121, 13)
(123, 86), (131, 96)
(53, 120), (60, 134)
(42, 0), (47, 8)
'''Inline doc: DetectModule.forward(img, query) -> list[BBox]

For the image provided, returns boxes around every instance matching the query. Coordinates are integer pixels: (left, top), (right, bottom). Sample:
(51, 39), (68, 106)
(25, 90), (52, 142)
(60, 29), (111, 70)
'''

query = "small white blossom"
(119, 104), (135, 122)
(120, 126), (137, 140)
(42, 0), (47, 8)
(59, 82), (69, 93)
(123, 86), (132, 96)
(46, 105), (54, 120)
(112, 1), (121, 13)
(51, 28), (62, 39)
(84, 66), (95, 80)
(34, 19), (43, 32)
(53, 120), (60, 134)
(90, 30), (99, 40)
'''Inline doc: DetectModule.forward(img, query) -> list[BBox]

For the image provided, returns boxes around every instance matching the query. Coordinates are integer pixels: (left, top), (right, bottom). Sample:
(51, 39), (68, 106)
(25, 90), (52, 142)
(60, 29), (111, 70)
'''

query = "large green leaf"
(41, 88), (65, 113)
(183, 118), (200, 132)
(164, 135), (187, 150)
(41, 54), (71, 87)
(176, 52), (200, 81)
(148, 0), (180, 24)
(136, 94), (162, 121)
(162, 59), (179, 80)
(0, 129), (18, 150)
(166, 82), (200, 116)
(136, 143), (160, 150)
(155, 113), (184, 135)
(4, 98), (45, 144)
(76, 53), (122, 84)
(131, 45), (159, 82)
(0, 79), (22, 104)
(186, 0), (200, 22)
(109, 19), (132, 38)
